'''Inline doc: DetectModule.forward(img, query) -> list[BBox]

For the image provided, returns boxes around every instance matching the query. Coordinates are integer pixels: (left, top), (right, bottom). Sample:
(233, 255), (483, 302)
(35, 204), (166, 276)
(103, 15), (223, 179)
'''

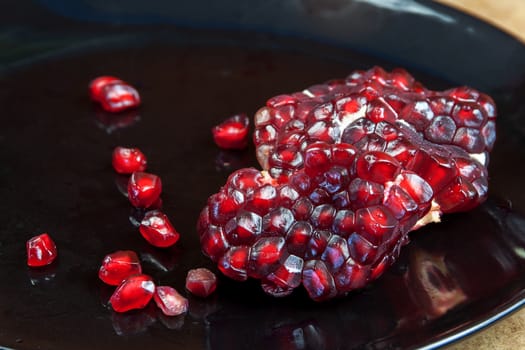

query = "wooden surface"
(435, 1), (525, 349)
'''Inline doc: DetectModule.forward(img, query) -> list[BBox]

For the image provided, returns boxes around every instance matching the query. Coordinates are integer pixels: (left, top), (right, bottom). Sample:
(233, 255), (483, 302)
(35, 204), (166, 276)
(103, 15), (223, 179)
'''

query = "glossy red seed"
(249, 237), (286, 276)
(408, 152), (457, 192)
(225, 210), (262, 245)
(321, 235), (350, 270)
(286, 221), (313, 255)
(200, 225), (230, 260)
(304, 142), (331, 176)
(355, 206), (397, 245)
(89, 76), (122, 102)
(356, 151), (400, 183)
(99, 250), (142, 286)
(185, 268), (218, 298)
(218, 246), (250, 281)
(302, 260), (336, 302)
(91, 77), (141, 113)
(153, 286), (188, 316)
(128, 172), (162, 208)
(425, 116), (457, 144)
(139, 210), (180, 248)
(435, 176), (478, 212)
(348, 178), (384, 209)
(212, 114), (250, 150)
(333, 258), (369, 292)
(112, 147), (147, 174)
(110, 274), (155, 313)
(266, 254), (304, 289)
(26, 233), (57, 267)
(102, 82), (141, 113)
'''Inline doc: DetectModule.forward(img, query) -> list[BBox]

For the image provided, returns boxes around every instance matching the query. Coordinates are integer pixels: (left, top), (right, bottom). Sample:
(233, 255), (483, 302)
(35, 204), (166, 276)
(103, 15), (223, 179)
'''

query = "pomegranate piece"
(198, 67), (497, 301)
(212, 114), (250, 150)
(110, 274), (155, 313)
(112, 147), (147, 174)
(128, 172), (162, 208)
(139, 210), (180, 248)
(99, 250), (142, 286)
(153, 286), (189, 316)
(185, 268), (218, 298)
(89, 76), (141, 113)
(26, 233), (57, 267)
(199, 143), (417, 301)
(253, 67), (495, 214)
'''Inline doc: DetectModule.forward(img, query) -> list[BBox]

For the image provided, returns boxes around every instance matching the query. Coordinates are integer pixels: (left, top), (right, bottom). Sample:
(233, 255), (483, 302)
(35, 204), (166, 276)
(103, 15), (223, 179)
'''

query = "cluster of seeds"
(199, 67), (497, 301)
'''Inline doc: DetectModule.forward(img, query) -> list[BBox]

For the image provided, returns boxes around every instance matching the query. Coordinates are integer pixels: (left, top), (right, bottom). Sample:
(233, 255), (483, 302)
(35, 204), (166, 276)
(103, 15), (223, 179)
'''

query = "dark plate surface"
(1, 1), (525, 349)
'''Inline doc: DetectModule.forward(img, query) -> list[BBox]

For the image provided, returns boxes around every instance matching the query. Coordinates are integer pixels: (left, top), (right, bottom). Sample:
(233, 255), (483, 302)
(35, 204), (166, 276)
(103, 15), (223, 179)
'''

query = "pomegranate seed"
(185, 268), (218, 298)
(212, 114), (250, 150)
(218, 246), (250, 281)
(110, 274), (155, 313)
(153, 286), (188, 316)
(128, 172), (162, 208)
(26, 233), (57, 267)
(89, 76), (121, 102)
(90, 76), (140, 113)
(302, 260), (336, 302)
(99, 250), (142, 286)
(112, 147), (147, 174)
(139, 210), (180, 248)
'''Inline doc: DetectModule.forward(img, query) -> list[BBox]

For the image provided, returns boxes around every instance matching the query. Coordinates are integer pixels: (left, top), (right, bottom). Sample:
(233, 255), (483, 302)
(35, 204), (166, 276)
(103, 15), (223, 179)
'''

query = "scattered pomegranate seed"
(139, 210), (180, 248)
(153, 286), (189, 316)
(98, 250), (142, 286)
(26, 233), (57, 267)
(128, 172), (162, 208)
(112, 147), (147, 174)
(198, 67), (497, 301)
(212, 114), (250, 150)
(89, 76), (141, 113)
(185, 268), (217, 297)
(89, 76), (121, 101)
(110, 274), (155, 313)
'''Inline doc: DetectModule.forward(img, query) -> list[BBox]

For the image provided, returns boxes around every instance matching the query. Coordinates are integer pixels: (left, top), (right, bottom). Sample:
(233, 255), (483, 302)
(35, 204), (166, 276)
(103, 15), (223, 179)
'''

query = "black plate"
(1, 1), (525, 349)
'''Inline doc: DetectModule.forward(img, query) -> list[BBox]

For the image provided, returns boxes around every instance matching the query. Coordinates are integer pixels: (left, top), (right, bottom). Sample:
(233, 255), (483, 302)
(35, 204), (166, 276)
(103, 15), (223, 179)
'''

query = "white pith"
(413, 200), (442, 230)
(469, 152), (486, 166)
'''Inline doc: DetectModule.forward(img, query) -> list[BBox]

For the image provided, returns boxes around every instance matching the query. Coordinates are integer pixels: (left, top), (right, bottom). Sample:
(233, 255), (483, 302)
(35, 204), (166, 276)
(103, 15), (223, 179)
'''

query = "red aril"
(139, 210), (180, 248)
(212, 114), (250, 150)
(26, 233), (57, 267)
(110, 274), (155, 313)
(112, 147), (147, 174)
(128, 172), (162, 208)
(185, 268), (218, 298)
(153, 286), (188, 316)
(98, 250), (142, 286)
(89, 76), (121, 102)
(90, 76), (140, 113)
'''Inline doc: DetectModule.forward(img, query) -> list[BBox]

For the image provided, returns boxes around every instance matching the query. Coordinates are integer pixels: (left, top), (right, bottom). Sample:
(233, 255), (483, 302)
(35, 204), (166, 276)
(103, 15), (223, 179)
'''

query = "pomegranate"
(112, 147), (147, 174)
(198, 67), (496, 301)
(212, 114), (250, 149)
(26, 233), (57, 267)
(98, 250), (142, 286)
